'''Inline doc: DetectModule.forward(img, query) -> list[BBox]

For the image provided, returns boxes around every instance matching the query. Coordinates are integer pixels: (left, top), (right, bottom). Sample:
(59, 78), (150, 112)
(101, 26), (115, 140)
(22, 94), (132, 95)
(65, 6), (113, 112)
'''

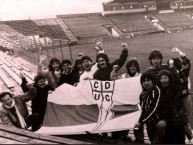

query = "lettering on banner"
(90, 80), (115, 131)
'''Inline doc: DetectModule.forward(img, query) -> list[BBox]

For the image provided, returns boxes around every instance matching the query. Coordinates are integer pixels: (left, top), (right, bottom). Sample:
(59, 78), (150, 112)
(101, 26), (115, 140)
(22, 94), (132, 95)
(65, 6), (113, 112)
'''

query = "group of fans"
(0, 41), (192, 144)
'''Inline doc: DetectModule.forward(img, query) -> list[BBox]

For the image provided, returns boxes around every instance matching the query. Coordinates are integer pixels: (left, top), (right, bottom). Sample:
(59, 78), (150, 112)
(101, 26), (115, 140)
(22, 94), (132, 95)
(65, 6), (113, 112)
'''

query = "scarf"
(4, 100), (27, 129)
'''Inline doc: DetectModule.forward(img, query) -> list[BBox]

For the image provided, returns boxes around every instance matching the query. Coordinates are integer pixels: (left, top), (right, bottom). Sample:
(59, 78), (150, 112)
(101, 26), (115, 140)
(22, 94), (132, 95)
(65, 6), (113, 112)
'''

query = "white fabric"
(4, 100), (27, 129)
(79, 63), (98, 82)
(47, 76), (142, 105)
(14, 104), (27, 129)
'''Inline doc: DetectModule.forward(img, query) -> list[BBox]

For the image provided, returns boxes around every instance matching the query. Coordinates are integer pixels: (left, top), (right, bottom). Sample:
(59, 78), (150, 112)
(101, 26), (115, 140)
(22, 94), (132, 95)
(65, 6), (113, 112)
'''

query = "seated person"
(0, 84), (39, 131)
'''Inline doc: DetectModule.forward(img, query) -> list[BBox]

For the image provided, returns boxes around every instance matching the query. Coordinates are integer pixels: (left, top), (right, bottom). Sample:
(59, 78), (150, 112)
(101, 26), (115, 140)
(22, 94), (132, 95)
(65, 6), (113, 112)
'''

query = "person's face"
(98, 57), (107, 69)
(1, 95), (13, 107)
(37, 79), (46, 88)
(151, 57), (162, 68)
(77, 63), (84, 71)
(62, 63), (72, 73)
(52, 61), (60, 71)
(160, 75), (170, 88)
(82, 59), (92, 71)
(129, 64), (137, 74)
(142, 78), (153, 90)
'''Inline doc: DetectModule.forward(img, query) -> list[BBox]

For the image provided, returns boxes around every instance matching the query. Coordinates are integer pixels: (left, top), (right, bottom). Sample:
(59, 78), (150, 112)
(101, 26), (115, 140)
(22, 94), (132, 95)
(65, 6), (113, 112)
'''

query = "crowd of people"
(0, 41), (192, 144)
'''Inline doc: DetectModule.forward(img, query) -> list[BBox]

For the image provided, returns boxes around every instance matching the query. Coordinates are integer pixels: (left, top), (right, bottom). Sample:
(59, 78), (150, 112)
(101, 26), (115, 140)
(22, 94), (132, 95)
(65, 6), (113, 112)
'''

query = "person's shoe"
(120, 136), (132, 141)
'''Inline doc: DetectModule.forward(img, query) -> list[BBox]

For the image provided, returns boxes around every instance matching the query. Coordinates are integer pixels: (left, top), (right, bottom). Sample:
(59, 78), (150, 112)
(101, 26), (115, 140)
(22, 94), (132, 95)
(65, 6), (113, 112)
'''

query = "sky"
(0, 0), (110, 21)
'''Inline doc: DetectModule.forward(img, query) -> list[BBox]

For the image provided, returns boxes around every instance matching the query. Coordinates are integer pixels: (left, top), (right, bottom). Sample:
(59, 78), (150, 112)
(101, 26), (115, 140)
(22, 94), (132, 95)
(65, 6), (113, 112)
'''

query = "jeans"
(25, 113), (40, 131)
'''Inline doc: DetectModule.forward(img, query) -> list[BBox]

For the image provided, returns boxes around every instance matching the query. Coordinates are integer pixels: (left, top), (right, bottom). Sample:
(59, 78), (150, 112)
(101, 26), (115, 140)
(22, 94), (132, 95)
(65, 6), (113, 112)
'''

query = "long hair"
(48, 58), (61, 71)
(126, 58), (140, 74)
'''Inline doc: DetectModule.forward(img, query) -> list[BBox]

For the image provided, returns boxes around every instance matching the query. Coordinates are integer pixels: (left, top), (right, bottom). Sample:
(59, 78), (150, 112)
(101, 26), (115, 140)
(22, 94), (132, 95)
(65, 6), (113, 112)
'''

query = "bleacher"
(58, 13), (113, 43)
(33, 18), (68, 40)
(107, 13), (158, 33)
(0, 23), (23, 49)
(153, 11), (193, 28)
(4, 19), (68, 42)
(4, 20), (42, 36)
(0, 51), (36, 113)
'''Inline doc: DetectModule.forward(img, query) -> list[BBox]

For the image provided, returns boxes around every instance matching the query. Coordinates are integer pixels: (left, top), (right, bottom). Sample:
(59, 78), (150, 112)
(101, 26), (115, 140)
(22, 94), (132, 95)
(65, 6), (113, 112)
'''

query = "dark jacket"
(93, 49), (128, 81)
(0, 86), (36, 127)
(21, 77), (54, 124)
(58, 70), (79, 86)
(145, 64), (169, 85)
(138, 85), (162, 124)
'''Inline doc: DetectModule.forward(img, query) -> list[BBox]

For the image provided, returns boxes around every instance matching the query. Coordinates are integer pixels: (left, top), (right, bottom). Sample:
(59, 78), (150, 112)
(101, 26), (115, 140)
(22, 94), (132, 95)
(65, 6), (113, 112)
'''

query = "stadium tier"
(57, 13), (113, 43)
(3, 20), (41, 36)
(107, 13), (158, 33)
(3, 19), (68, 40)
(32, 18), (68, 40)
(152, 11), (193, 28)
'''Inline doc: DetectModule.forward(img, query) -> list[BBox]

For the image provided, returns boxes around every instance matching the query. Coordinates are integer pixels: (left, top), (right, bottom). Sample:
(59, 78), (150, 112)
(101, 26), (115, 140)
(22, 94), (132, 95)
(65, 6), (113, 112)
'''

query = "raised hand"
(172, 47), (180, 53)
(168, 59), (174, 68)
(121, 43), (128, 50)
(40, 55), (46, 62)
(134, 122), (141, 130)
(19, 72), (26, 78)
(113, 65), (119, 71)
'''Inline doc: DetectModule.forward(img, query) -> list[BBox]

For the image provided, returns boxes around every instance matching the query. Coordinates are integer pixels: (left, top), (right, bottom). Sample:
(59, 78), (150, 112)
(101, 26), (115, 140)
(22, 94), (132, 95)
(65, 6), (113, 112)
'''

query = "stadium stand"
(0, 67), (14, 90)
(1, 64), (22, 85)
(152, 11), (193, 29)
(32, 18), (68, 40)
(57, 13), (113, 44)
(3, 20), (42, 36)
(3, 19), (68, 49)
(107, 13), (158, 34)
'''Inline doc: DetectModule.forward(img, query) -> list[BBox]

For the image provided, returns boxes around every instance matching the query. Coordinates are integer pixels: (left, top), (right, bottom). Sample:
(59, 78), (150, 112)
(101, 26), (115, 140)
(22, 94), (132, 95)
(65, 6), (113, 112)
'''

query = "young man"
(21, 74), (55, 129)
(79, 56), (98, 82)
(93, 43), (128, 139)
(59, 59), (80, 86)
(169, 47), (193, 143)
(93, 43), (128, 81)
(145, 49), (169, 85)
(0, 84), (38, 131)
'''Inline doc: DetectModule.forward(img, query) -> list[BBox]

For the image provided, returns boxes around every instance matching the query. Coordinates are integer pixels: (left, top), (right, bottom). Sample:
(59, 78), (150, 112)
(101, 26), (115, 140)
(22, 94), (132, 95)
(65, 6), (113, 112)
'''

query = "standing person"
(168, 47), (192, 143)
(110, 58), (141, 141)
(59, 59), (80, 86)
(110, 58), (141, 80)
(157, 70), (186, 144)
(93, 43), (128, 139)
(134, 72), (167, 144)
(0, 85), (39, 131)
(79, 56), (98, 82)
(20, 74), (55, 129)
(146, 49), (169, 85)
(93, 43), (128, 81)
(37, 55), (61, 89)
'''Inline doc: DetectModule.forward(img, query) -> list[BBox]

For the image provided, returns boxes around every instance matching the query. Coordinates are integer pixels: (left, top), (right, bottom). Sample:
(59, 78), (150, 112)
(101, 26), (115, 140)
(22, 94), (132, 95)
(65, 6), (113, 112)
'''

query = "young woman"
(110, 58), (141, 80)
(158, 69), (186, 144)
(37, 55), (61, 89)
